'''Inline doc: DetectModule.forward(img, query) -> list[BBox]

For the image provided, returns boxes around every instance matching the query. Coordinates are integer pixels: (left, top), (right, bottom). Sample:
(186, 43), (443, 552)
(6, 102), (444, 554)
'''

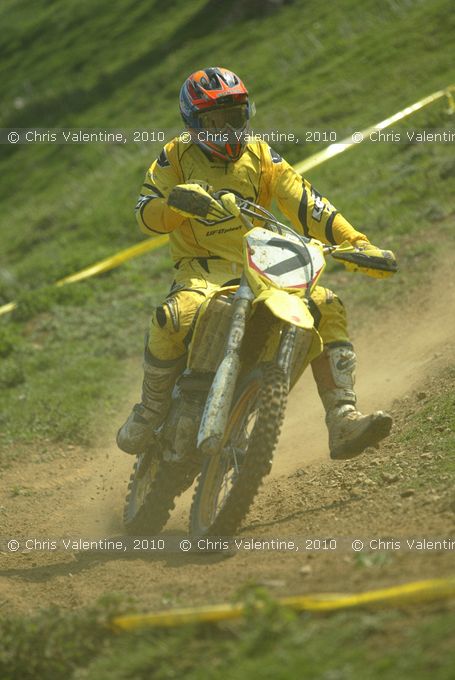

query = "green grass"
(397, 365), (455, 487)
(1, 589), (454, 680)
(354, 363), (455, 502)
(0, 256), (172, 458)
(1, 0), (454, 286)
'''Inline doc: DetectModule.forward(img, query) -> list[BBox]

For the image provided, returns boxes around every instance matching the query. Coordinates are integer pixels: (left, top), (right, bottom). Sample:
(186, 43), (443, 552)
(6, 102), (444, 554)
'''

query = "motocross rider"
(117, 66), (393, 460)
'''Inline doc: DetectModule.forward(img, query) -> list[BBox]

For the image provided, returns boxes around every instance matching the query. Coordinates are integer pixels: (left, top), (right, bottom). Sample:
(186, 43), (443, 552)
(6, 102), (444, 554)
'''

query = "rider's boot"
(311, 343), (392, 460)
(116, 350), (184, 455)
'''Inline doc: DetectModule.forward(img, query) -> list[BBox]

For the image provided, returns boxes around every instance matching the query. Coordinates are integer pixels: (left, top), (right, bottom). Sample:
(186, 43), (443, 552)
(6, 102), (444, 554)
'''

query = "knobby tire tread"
(124, 457), (198, 535)
(190, 364), (288, 537)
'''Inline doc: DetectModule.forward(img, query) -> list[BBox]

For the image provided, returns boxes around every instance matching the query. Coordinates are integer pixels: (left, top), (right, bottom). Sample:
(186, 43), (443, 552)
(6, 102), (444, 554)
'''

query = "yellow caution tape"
(294, 85), (455, 174)
(1, 85), (453, 319)
(112, 576), (455, 631)
(0, 301), (17, 316)
(55, 235), (169, 286)
(0, 235), (169, 317)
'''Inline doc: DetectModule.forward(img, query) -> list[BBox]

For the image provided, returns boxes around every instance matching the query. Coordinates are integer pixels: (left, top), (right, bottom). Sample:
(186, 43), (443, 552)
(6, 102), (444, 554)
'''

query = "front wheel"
(189, 363), (288, 537)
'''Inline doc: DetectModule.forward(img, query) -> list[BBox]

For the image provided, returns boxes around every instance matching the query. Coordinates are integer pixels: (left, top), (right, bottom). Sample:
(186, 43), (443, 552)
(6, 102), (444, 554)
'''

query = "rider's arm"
(135, 143), (185, 235)
(268, 149), (368, 245)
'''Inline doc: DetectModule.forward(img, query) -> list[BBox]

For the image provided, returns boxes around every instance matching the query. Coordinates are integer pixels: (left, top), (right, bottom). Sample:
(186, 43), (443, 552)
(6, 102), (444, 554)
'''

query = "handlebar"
(219, 193), (335, 256)
(212, 192), (397, 276)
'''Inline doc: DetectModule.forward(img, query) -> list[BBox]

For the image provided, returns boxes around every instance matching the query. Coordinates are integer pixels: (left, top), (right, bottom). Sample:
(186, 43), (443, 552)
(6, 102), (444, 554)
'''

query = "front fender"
(253, 289), (314, 329)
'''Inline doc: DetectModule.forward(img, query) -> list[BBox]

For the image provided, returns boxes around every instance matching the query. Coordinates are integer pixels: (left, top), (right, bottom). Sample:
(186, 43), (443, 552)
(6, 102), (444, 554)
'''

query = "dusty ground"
(0, 272), (454, 615)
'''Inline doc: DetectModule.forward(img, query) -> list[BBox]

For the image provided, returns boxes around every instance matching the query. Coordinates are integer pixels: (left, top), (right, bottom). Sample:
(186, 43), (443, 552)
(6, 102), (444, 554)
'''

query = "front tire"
(189, 363), (288, 537)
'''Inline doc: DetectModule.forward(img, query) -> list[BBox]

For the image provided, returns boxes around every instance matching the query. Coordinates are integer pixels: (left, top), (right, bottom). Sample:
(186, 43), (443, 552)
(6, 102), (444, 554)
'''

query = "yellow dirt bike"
(123, 197), (397, 537)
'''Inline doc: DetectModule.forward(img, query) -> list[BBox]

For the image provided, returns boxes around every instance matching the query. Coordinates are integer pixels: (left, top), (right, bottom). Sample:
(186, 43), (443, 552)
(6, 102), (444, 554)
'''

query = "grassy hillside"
(1, 0), (454, 285)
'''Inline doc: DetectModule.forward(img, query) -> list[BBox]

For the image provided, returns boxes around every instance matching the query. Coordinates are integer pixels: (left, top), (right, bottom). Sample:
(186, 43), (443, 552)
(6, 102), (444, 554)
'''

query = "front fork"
(277, 324), (297, 383)
(196, 283), (303, 455)
(279, 322), (316, 391)
(197, 276), (254, 456)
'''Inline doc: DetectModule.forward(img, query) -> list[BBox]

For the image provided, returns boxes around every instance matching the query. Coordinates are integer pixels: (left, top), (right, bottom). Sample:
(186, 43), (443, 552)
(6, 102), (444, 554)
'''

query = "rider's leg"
(117, 289), (205, 454)
(309, 287), (392, 460)
(116, 349), (185, 454)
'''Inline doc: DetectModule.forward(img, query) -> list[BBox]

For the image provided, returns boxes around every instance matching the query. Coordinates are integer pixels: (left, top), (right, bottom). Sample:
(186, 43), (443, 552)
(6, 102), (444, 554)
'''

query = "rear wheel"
(124, 450), (199, 535)
(189, 363), (288, 537)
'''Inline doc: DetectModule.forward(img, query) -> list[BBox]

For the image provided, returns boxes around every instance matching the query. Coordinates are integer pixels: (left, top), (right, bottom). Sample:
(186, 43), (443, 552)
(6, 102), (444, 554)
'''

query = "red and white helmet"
(179, 67), (254, 162)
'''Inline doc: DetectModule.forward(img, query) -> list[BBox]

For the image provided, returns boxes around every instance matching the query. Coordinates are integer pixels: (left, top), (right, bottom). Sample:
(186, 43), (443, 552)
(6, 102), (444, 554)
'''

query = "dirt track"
(1, 271), (454, 614)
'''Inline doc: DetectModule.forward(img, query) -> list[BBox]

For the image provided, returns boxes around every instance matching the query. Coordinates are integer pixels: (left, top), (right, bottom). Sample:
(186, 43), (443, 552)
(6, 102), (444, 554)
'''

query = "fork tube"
(197, 277), (254, 456)
(277, 324), (297, 385)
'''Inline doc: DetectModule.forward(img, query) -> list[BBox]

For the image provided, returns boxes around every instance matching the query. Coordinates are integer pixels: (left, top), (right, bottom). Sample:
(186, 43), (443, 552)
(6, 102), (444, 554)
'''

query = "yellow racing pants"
(147, 258), (351, 364)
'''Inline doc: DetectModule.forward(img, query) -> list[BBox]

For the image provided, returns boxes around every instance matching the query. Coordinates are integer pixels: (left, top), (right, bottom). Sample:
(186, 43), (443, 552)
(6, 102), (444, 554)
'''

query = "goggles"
(197, 104), (250, 130)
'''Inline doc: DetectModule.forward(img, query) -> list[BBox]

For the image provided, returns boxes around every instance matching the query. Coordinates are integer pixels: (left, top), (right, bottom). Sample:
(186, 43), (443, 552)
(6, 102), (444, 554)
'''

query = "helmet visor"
(198, 104), (249, 130)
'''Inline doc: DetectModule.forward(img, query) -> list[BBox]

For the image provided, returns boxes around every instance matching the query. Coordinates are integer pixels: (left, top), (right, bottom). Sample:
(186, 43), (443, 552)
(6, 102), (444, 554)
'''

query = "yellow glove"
(167, 183), (237, 222)
(332, 240), (398, 279)
(218, 192), (241, 217)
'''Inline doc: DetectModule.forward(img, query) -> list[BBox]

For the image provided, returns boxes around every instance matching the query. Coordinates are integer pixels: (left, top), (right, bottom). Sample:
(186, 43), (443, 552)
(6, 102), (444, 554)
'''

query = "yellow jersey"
(135, 137), (367, 264)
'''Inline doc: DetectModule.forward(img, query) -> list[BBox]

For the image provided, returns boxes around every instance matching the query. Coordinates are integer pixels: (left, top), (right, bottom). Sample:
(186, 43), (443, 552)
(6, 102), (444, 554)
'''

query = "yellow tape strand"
(1, 84), (453, 318)
(294, 85), (454, 174)
(55, 235), (169, 286)
(0, 301), (17, 316)
(111, 576), (455, 631)
(0, 236), (169, 317)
